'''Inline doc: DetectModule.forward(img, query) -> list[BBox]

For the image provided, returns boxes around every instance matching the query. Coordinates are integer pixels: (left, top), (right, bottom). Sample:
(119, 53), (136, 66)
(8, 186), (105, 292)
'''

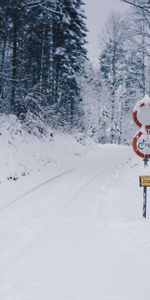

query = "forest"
(0, 0), (150, 144)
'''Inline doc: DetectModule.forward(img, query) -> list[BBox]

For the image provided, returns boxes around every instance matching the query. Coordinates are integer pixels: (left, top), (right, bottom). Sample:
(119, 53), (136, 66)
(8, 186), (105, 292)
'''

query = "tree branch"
(121, 0), (150, 14)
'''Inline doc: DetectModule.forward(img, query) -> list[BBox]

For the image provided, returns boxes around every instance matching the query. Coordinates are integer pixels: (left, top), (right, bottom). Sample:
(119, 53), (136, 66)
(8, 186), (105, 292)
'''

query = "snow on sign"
(133, 95), (150, 129)
(132, 95), (150, 159)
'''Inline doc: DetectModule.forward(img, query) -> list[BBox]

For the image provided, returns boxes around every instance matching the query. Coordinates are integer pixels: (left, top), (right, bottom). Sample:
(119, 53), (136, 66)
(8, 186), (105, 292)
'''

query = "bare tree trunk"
(0, 39), (6, 97)
(48, 10), (54, 105)
(111, 42), (116, 144)
(40, 25), (45, 95)
(11, 15), (18, 113)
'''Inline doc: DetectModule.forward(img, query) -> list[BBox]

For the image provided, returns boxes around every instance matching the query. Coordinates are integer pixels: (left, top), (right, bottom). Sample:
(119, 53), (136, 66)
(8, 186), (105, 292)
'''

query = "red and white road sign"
(133, 95), (150, 129)
(132, 95), (150, 158)
(132, 131), (150, 158)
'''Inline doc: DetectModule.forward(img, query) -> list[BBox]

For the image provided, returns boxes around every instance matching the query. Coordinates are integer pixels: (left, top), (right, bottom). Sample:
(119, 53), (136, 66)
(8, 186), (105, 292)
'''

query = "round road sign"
(132, 95), (150, 158)
(133, 95), (150, 129)
(132, 131), (150, 159)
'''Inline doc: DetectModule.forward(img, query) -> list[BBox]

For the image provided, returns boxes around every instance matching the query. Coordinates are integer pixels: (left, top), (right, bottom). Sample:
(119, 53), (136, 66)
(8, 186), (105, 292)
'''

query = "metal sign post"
(144, 158), (149, 168)
(132, 95), (150, 218)
(143, 186), (147, 218)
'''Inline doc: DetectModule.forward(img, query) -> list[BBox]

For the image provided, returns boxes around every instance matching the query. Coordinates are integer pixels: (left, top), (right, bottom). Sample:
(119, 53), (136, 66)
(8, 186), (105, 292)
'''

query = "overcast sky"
(84, 0), (128, 65)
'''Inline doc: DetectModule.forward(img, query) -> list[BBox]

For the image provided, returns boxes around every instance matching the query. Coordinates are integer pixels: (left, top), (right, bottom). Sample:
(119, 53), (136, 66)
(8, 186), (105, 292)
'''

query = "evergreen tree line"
(0, 0), (87, 133)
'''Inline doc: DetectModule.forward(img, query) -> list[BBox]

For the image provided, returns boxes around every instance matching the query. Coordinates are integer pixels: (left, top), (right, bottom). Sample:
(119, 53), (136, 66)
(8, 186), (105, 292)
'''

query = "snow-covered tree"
(79, 62), (102, 142)
(99, 13), (127, 144)
(0, 0), (88, 132)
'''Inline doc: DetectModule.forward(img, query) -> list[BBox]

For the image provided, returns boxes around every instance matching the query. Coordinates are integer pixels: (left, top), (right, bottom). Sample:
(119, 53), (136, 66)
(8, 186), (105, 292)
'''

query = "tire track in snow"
(71, 155), (134, 202)
(12, 158), (130, 267)
(62, 160), (126, 208)
(97, 161), (127, 219)
(0, 168), (107, 275)
(0, 154), (132, 276)
(0, 169), (74, 213)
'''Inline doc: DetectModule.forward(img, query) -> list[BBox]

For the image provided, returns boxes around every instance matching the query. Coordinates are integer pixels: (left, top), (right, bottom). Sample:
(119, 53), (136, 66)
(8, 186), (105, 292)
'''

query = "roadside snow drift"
(0, 114), (94, 183)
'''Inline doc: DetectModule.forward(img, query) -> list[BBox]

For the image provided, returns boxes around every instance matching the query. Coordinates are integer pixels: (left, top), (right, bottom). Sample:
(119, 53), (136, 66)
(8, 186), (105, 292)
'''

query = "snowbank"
(0, 114), (98, 183)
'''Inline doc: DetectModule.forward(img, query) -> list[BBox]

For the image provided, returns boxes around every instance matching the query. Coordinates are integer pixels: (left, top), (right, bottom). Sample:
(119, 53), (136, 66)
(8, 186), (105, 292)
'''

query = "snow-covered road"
(1, 145), (150, 300)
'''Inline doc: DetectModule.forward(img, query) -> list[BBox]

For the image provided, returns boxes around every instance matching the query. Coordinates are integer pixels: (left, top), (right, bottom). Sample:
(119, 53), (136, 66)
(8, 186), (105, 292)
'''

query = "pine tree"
(0, 0), (88, 132)
(53, 0), (87, 129)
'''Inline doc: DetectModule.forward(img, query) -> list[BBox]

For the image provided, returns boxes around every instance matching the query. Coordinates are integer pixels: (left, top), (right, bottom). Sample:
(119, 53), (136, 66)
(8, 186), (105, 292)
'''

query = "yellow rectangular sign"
(140, 176), (150, 187)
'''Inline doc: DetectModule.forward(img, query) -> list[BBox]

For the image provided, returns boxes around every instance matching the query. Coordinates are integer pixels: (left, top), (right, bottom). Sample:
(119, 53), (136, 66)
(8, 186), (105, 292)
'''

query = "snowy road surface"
(0, 145), (150, 300)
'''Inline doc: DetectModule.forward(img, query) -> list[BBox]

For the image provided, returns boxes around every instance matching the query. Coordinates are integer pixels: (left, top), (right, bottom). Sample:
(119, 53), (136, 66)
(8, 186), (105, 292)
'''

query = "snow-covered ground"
(0, 116), (150, 300)
(0, 114), (94, 183)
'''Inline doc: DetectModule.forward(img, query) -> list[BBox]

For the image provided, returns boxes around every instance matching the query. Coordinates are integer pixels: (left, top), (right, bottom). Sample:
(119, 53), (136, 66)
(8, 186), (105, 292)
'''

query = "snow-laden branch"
(39, 4), (62, 15)
(121, 0), (150, 14)
(23, 0), (62, 15)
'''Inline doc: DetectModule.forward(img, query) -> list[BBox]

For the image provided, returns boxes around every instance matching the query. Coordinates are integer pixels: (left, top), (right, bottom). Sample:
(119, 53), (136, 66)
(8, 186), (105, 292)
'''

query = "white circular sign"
(133, 95), (150, 128)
